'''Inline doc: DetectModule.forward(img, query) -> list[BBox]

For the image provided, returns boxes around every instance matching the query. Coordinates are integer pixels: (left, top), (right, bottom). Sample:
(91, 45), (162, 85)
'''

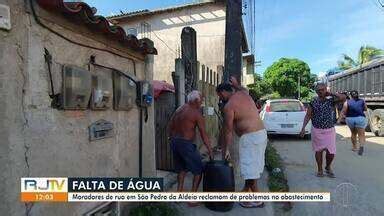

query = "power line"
(151, 30), (178, 56)
(378, 0), (384, 7)
(252, 0), (256, 55)
(371, 0), (384, 12)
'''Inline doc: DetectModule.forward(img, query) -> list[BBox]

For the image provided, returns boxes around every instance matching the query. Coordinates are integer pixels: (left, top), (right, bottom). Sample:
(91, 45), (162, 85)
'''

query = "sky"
(84, 0), (384, 75)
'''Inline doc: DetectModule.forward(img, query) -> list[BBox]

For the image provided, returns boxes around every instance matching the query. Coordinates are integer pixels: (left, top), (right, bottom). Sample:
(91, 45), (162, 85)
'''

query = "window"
(246, 63), (254, 75)
(125, 27), (138, 37)
(270, 101), (303, 112)
(140, 22), (151, 39)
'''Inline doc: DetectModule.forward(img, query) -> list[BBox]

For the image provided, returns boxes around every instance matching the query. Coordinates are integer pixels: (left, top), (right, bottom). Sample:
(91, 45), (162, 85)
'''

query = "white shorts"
(239, 130), (268, 180)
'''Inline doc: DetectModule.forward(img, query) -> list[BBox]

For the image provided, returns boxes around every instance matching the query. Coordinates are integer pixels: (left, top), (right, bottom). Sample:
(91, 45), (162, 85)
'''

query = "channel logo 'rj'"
(25, 180), (65, 190)
(21, 178), (68, 192)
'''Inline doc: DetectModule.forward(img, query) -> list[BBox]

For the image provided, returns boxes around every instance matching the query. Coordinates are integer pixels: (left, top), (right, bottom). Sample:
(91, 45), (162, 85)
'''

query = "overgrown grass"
(129, 203), (180, 216)
(265, 143), (289, 192)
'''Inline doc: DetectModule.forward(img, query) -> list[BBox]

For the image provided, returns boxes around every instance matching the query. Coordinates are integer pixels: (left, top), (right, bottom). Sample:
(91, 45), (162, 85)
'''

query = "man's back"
(227, 91), (265, 136)
(171, 104), (199, 140)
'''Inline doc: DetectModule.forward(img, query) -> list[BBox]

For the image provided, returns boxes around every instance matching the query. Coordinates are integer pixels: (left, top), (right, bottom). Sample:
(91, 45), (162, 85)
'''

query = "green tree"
(337, 45), (384, 70)
(263, 58), (315, 98)
(247, 73), (272, 100)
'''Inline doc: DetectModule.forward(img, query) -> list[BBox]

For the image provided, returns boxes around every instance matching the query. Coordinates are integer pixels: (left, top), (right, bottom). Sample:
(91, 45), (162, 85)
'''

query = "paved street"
(272, 125), (384, 216)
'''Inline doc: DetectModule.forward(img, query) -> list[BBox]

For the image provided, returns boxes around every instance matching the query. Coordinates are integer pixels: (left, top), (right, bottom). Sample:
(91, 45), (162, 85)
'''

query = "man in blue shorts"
(168, 90), (213, 204)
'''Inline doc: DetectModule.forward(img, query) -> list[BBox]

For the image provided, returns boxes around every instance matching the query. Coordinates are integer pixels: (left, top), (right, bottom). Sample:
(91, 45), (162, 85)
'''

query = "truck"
(328, 57), (384, 136)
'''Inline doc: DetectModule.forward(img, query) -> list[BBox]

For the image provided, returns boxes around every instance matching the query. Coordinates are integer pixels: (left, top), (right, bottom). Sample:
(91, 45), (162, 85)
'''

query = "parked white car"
(260, 99), (311, 138)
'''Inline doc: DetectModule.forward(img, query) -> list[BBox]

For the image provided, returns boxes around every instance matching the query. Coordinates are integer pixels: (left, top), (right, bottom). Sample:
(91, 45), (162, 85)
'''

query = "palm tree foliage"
(337, 45), (384, 70)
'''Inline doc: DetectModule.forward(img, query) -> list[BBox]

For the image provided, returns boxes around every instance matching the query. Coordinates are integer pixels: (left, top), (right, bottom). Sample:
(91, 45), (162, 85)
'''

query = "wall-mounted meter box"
(113, 71), (136, 110)
(62, 65), (92, 110)
(90, 71), (112, 110)
(0, 4), (11, 31)
(136, 81), (153, 108)
(89, 119), (114, 141)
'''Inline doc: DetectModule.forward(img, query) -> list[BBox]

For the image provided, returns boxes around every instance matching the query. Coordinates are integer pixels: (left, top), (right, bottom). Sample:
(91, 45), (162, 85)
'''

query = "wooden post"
(181, 27), (197, 94)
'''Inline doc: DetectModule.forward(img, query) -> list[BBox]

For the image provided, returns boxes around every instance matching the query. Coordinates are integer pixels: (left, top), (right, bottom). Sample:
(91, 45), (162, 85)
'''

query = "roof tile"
(36, 0), (157, 55)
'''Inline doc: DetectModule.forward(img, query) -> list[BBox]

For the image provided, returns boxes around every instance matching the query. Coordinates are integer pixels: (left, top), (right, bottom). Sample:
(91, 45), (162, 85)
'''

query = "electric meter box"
(90, 71), (112, 110)
(62, 65), (92, 110)
(0, 4), (11, 31)
(113, 70), (136, 110)
(136, 81), (153, 108)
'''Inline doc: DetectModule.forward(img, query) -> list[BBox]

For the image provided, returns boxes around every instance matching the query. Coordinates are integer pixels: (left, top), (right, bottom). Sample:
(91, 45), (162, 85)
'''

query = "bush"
(261, 92), (281, 100)
(265, 143), (289, 192)
(265, 144), (282, 171)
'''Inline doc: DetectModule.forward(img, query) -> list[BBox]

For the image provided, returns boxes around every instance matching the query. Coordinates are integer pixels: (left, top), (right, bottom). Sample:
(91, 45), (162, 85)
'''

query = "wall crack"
(16, 41), (33, 215)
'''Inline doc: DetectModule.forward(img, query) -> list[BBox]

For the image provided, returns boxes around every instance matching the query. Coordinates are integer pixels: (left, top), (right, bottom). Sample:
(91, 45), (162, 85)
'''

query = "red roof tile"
(36, 0), (157, 55)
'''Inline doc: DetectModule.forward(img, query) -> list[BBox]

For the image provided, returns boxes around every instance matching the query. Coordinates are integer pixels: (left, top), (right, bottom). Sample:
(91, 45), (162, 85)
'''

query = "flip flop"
(325, 169), (335, 178)
(358, 146), (364, 156)
(240, 202), (265, 208)
(316, 171), (324, 177)
(351, 148), (358, 152)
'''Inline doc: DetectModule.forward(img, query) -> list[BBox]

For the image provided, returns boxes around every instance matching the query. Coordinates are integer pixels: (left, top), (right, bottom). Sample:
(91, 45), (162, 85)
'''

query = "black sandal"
(358, 146), (364, 156)
(325, 168), (335, 178)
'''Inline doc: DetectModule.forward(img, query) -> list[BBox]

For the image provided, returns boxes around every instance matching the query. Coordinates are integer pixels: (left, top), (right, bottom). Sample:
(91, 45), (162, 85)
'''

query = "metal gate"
(155, 92), (176, 171)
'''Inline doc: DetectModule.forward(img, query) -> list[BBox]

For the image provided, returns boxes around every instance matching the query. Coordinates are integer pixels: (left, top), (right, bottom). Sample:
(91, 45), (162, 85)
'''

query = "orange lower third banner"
(21, 192), (68, 202)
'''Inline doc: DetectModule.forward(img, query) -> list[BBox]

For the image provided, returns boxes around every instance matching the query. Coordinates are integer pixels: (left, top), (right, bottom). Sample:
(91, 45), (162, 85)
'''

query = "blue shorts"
(170, 138), (203, 175)
(346, 116), (367, 129)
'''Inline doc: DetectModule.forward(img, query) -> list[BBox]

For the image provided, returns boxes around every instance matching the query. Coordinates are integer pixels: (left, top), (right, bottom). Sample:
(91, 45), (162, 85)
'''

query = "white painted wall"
(0, 1), (155, 215)
(242, 57), (255, 87)
(117, 3), (227, 84)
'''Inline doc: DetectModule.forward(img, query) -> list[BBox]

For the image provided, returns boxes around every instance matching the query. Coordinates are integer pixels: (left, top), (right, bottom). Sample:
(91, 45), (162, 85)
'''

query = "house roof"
(108, 0), (249, 53)
(35, 0), (157, 55)
(108, 1), (220, 20)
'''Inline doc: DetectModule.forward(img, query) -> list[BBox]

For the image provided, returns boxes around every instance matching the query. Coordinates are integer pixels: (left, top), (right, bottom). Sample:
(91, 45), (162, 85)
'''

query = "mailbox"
(113, 70), (136, 110)
(62, 65), (92, 110)
(89, 119), (114, 141)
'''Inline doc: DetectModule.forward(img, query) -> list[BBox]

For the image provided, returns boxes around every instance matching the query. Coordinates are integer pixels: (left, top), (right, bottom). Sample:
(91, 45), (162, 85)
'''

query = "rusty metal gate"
(155, 92), (176, 171)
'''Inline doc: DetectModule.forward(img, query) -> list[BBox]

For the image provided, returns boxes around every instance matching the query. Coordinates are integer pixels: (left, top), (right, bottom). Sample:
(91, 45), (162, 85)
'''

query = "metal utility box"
(136, 81), (153, 108)
(89, 119), (114, 141)
(0, 4), (11, 31)
(113, 70), (136, 110)
(90, 70), (112, 110)
(62, 65), (92, 110)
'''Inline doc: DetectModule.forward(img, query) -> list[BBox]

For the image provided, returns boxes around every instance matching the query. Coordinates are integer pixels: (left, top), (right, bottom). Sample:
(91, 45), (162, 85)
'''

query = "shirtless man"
(168, 90), (213, 199)
(216, 77), (267, 208)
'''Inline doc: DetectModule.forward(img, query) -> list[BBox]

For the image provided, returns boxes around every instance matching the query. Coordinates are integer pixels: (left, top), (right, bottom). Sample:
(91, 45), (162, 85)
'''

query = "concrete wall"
(242, 57), (255, 87)
(118, 2), (226, 84)
(0, 1), (155, 215)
